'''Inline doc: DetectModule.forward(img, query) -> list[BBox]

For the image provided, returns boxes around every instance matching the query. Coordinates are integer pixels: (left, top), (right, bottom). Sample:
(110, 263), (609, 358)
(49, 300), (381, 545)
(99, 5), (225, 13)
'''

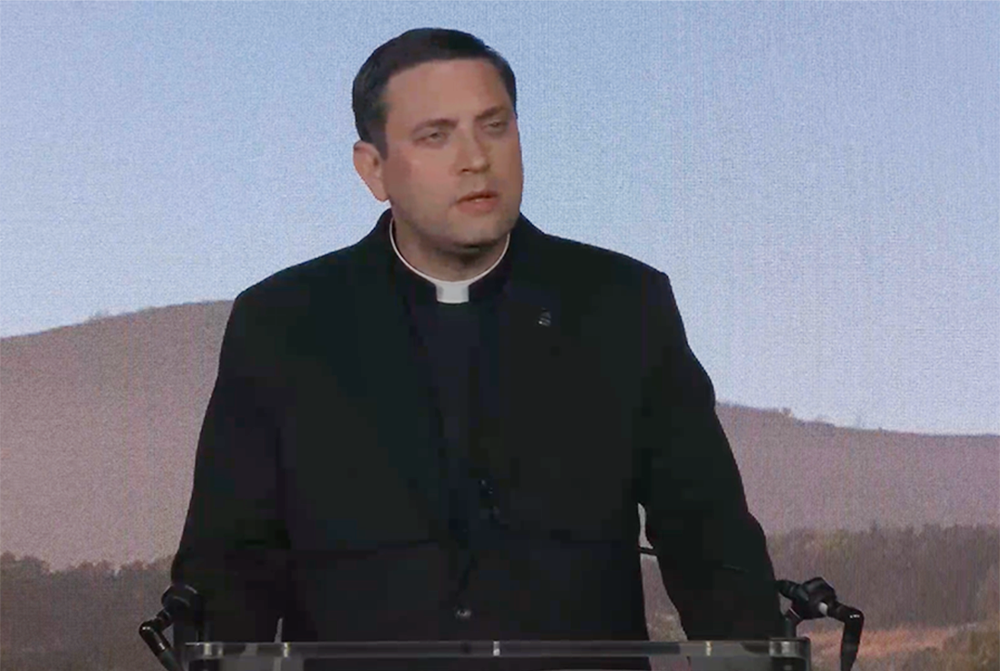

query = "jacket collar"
(357, 208), (535, 307)
(388, 213), (512, 305)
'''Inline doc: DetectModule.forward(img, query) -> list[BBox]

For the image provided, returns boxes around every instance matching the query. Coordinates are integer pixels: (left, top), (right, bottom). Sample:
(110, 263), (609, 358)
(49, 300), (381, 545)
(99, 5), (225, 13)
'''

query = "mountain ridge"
(2, 300), (997, 570)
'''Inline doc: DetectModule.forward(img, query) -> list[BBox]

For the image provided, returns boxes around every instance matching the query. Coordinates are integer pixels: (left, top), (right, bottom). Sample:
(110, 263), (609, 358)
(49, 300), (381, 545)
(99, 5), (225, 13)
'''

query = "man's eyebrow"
(411, 105), (510, 134)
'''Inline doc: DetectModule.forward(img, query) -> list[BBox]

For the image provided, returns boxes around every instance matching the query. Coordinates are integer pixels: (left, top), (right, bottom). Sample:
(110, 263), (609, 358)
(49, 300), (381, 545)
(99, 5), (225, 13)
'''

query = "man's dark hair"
(352, 27), (518, 160)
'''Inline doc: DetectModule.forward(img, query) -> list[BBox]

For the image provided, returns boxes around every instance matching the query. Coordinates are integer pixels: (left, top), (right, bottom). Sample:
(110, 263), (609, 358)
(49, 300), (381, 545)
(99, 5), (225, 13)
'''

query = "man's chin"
(450, 226), (509, 249)
(451, 238), (500, 257)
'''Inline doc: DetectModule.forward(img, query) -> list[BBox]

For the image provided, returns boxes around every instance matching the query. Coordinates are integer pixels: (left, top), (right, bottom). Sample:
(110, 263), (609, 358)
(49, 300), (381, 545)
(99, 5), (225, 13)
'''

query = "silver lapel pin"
(537, 309), (552, 327)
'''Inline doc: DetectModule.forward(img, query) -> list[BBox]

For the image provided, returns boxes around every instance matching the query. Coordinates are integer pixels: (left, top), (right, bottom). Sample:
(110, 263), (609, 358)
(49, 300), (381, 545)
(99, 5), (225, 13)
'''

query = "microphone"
(138, 583), (204, 671)
(639, 549), (864, 671)
(775, 576), (864, 671)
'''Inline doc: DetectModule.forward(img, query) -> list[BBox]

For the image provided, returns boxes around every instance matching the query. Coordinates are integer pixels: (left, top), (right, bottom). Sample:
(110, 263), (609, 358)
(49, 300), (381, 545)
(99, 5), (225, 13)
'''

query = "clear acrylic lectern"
(182, 638), (812, 671)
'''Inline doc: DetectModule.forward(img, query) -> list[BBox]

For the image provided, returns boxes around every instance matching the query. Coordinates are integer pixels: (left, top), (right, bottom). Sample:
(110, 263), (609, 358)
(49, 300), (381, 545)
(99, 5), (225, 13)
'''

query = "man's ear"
(353, 141), (389, 202)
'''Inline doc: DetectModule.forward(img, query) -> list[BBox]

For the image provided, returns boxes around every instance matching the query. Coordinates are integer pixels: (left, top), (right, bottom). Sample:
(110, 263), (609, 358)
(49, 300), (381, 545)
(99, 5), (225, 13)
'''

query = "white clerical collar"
(390, 216), (511, 304)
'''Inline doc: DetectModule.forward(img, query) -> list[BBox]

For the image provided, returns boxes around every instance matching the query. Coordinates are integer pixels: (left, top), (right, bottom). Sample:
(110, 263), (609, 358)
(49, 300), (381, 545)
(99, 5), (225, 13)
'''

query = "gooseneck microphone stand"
(139, 583), (203, 671)
(637, 548), (865, 671)
(774, 575), (864, 671)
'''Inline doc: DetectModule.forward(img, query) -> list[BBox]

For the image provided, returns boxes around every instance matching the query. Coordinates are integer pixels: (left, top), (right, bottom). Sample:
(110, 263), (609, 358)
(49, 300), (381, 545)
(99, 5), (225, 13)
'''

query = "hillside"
(1, 301), (997, 570)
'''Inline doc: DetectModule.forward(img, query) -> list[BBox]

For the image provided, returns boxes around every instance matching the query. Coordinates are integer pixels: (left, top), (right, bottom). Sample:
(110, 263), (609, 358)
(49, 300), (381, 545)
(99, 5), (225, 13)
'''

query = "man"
(170, 27), (783, 671)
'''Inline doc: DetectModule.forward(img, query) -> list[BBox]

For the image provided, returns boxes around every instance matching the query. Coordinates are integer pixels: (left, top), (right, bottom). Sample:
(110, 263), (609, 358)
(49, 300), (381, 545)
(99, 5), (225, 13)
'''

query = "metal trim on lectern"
(184, 639), (811, 671)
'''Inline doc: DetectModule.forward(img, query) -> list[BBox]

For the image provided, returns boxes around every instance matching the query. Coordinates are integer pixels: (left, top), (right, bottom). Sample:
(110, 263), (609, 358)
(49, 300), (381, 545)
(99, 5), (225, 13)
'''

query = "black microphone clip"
(138, 583), (204, 671)
(777, 576), (864, 671)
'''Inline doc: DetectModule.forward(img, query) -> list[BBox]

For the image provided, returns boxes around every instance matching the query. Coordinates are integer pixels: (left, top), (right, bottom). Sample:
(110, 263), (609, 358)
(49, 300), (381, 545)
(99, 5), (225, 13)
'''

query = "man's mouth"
(459, 190), (498, 202)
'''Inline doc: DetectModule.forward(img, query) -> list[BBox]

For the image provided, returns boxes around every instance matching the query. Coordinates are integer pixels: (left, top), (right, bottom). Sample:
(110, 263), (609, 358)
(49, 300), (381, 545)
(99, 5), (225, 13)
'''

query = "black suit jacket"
(171, 209), (783, 663)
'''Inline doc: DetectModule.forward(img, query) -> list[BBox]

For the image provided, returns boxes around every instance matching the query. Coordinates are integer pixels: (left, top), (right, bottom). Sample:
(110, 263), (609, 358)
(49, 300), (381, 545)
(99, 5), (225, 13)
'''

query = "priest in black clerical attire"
(170, 27), (782, 671)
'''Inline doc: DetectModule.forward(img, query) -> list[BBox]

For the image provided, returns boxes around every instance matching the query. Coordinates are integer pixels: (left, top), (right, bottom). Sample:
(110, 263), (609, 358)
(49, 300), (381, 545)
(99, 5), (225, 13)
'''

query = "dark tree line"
(769, 523), (998, 628)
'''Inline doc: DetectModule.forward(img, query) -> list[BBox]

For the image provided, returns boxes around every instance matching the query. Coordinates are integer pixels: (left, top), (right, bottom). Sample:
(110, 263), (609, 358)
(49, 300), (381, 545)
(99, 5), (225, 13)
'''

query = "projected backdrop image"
(0, 4), (997, 671)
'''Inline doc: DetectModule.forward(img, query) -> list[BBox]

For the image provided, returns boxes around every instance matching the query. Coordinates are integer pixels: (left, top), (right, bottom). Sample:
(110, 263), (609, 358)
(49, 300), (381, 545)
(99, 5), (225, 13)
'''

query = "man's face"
(354, 58), (524, 274)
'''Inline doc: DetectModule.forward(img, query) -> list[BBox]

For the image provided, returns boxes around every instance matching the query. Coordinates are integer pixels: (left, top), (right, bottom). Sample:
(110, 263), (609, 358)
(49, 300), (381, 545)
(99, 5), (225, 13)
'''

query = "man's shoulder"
(542, 229), (670, 295)
(232, 240), (363, 312)
(229, 221), (673, 312)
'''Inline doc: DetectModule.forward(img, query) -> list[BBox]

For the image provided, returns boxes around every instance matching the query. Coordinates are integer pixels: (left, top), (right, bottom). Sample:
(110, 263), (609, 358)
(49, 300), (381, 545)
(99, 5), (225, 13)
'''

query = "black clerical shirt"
(386, 216), (513, 594)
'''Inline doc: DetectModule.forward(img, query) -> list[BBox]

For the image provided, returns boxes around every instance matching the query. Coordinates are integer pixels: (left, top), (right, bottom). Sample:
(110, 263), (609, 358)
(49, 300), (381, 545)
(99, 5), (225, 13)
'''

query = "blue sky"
(2, 2), (997, 435)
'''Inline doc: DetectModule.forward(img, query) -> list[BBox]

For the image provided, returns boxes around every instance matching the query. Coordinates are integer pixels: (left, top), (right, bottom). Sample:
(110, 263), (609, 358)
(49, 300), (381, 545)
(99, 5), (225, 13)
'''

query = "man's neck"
(391, 216), (509, 282)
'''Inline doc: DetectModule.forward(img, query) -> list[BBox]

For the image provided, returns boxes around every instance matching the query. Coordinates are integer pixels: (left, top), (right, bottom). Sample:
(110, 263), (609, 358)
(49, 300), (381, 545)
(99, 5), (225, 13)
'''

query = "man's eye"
(423, 122), (506, 142)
